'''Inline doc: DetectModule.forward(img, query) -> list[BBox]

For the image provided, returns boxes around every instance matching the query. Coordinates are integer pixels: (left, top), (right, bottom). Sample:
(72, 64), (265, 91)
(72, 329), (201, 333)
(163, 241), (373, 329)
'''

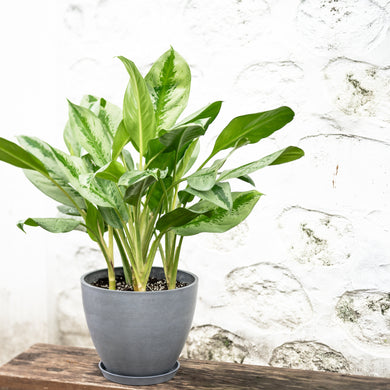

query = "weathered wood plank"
(0, 343), (389, 390)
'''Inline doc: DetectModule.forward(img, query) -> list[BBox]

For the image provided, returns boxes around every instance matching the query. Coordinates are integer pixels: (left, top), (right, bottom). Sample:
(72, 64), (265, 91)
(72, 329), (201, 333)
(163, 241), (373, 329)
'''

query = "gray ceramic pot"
(80, 266), (198, 385)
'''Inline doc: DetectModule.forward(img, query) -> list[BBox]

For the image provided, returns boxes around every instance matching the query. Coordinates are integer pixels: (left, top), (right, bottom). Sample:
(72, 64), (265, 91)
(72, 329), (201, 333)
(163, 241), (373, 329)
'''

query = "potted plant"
(0, 48), (304, 385)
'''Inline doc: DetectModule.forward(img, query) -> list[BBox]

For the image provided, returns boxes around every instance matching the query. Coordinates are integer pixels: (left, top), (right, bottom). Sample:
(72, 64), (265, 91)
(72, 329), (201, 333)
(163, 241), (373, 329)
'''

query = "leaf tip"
(16, 222), (26, 233)
(284, 106), (295, 119)
(66, 99), (76, 110)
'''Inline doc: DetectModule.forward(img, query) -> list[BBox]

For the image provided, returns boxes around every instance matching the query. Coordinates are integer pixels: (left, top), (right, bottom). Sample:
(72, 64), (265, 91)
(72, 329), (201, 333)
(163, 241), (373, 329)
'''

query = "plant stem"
(97, 224), (116, 290)
(117, 229), (143, 290)
(108, 226), (114, 261)
(113, 229), (132, 285)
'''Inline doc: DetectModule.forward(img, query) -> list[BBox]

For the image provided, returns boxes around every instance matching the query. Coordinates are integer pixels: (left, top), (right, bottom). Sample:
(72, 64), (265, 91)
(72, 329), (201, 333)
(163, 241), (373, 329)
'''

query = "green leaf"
(92, 97), (122, 138)
(118, 56), (156, 156)
(174, 190), (262, 236)
(81, 154), (98, 173)
(95, 161), (126, 182)
(122, 149), (134, 170)
(64, 95), (121, 156)
(144, 136), (176, 172)
(98, 206), (123, 229)
(178, 190), (195, 205)
(17, 136), (124, 214)
(63, 121), (81, 157)
(68, 100), (112, 166)
(176, 101), (222, 129)
(176, 139), (200, 178)
(17, 218), (82, 233)
(156, 208), (204, 233)
(148, 176), (173, 212)
(57, 205), (80, 216)
(85, 202), (105, 241)
(145, 48), (191, 131)
(112, 121), (129, 160)
(186, 158), (226, 191)
(81, 95), (122, 138)
(118, 169), (161, 187)
(79, 94), (98, 107)
(158, 123), (205, 153)
(0, 137), (48, 175)
(124, 176), (157, 205)
(184, 182), (232, 210)
(218, 146), (304, 182)
(79, 174), (129, 221)
(237, 174), (255, 187)
(18, 136), (88, 191)
(24, 170), (85, 209)
(210, 106), (295, 158)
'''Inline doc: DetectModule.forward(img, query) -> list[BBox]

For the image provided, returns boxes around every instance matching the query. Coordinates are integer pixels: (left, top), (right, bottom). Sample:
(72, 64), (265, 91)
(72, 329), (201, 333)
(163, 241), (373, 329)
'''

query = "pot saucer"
(98, 361), (180, 385)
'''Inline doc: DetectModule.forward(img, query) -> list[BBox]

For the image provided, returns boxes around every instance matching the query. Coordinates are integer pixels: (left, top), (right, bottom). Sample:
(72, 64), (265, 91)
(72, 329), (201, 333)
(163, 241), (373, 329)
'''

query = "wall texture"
(1, 0), (390, 378)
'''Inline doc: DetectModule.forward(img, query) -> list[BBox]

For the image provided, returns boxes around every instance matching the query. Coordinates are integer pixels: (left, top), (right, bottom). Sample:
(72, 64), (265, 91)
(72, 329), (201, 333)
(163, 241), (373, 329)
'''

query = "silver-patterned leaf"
(24, 170), (85, 208)
(17, 217), (83, 233)
(145, 48), (191, 131)
(183, 182), (232, 210)
(174, 191), (262, 236)
(68, 100), (112, 166)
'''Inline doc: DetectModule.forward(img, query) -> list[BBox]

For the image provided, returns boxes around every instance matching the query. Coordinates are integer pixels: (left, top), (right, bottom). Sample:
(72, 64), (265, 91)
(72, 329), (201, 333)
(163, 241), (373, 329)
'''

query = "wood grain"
(0, 343), (389, 390)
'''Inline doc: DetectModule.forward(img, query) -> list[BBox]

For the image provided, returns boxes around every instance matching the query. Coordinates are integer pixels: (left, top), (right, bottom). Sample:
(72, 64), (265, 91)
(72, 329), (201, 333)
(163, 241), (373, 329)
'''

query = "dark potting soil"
(91, 275), (188, 291)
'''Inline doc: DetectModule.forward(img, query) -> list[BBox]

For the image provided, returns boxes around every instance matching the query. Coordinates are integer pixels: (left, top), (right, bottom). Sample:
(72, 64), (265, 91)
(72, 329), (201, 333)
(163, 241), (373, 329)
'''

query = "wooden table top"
(0, 343), (389, 389)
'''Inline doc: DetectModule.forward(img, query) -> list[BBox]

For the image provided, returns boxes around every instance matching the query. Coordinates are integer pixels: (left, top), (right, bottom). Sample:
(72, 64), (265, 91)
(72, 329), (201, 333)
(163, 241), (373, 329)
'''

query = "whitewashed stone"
(0, 289), (48, 365)
(2, 0), (390, 378)
(336, 290), (390, 346)
(202, 221), (249, 253)
(278, 206), (354, 266)
(63, 4), (84, 35)
(234, 61), (305, 110)
(303, 114), (390, 144)
(297, 0), (387, 55)
(297, 134), (390, 212)
(74, 246), (104, 273)
(226, 263), (312, 329)
(324, 58), (390, 121)
(182, 325), (250, 363)
(56, 287), (91, 346)
(269, 341), (350, 373)
(183, 0), (270, 49)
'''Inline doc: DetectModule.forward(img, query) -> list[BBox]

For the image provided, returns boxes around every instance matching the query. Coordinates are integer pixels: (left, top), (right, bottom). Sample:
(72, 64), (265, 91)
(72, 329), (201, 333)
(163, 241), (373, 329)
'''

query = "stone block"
(278, 206), (354, 266)
(226, 263), (312, 329)
(336, 290), (390, 346)
(324, 58), (390, 121)
(269, 340), (350, 373)
(297, 0), (387, 55)
(182, 324), (250, 364)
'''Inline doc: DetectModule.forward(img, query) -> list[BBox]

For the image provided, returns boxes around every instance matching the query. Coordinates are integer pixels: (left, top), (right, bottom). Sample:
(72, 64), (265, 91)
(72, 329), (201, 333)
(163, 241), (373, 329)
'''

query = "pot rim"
(80, 266), (198, 295)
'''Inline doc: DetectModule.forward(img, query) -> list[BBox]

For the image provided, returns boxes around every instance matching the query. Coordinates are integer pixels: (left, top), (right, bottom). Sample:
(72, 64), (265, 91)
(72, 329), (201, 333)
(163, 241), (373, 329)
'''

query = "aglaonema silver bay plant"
(0, 48), (304, 291)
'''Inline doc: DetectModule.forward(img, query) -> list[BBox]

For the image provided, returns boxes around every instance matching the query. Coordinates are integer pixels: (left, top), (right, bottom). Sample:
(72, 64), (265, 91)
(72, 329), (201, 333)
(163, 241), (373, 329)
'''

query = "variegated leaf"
(0, 137), (48, 175)
(17, 218), (83, 233)
(68, 100), (112, 166)
(145, 48), (191, 131)
(174, 191), (262, 236)
(183, 182), (232, 210)
(80, 95), (122, 138)
(79, 174), (129, 221)
(218, 146), (304, 182)
(24, 170), (85, 208)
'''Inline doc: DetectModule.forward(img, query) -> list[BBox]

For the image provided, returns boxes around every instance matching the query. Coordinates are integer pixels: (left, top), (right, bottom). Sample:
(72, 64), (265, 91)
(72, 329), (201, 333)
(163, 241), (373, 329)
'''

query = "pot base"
(98, 361), (180, 385)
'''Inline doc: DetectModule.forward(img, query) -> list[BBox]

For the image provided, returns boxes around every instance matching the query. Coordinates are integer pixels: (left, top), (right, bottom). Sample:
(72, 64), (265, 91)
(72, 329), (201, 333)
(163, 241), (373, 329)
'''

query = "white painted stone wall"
(1, 0), (390, 378)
